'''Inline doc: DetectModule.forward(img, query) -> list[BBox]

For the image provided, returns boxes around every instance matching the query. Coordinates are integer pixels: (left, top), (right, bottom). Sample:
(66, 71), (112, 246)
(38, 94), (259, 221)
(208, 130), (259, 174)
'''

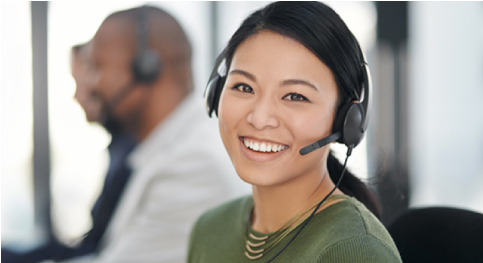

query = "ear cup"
(132, 49), (161, 84)
(204, 74), (225, 117)
(131, 6), (162, 86)
(333, 102), (364, 147)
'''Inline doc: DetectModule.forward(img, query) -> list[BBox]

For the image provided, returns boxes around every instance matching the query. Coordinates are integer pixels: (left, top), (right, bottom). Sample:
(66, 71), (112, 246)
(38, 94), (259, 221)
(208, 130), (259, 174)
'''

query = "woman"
(188, 2), (402, 262)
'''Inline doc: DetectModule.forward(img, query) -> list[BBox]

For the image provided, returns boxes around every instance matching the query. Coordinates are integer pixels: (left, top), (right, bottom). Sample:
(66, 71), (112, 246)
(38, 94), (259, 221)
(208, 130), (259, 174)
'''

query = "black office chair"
(387, 207), (483, 263)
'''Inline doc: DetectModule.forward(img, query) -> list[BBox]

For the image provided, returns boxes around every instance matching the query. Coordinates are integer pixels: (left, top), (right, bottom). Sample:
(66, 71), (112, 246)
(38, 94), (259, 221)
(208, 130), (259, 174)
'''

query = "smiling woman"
(219, 31), (338, 187)
(188, 2), (402, 263)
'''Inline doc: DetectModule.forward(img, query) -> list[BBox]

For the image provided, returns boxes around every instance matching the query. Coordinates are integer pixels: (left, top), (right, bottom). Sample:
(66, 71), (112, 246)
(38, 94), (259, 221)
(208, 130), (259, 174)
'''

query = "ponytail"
(327, 151), (381, 219)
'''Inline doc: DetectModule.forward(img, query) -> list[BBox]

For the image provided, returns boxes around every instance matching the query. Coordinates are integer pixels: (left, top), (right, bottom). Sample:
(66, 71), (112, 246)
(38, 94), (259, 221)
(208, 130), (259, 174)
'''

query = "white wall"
(409, 2), (483, 212)
(1, 1), (37, 248)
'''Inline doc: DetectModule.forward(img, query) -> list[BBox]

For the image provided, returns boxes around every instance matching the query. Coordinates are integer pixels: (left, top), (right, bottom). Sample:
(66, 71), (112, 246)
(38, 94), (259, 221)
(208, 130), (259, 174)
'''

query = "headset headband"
(360, 51), (372, 132)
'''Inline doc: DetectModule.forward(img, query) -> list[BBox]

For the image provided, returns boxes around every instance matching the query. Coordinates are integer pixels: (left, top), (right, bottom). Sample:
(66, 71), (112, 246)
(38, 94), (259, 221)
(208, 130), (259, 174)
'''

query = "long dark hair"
(223, 1), (381, 218)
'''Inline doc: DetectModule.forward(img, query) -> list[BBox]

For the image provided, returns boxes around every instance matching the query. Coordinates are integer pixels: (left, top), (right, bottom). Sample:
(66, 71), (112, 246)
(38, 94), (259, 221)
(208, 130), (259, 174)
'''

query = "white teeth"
(260, 143), (267, 152)
(243, 138), (287, 153)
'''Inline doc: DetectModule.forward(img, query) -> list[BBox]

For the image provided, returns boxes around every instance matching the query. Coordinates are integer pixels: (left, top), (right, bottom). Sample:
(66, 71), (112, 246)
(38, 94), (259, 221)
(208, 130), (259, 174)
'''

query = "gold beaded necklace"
(244, 195), (347, 260)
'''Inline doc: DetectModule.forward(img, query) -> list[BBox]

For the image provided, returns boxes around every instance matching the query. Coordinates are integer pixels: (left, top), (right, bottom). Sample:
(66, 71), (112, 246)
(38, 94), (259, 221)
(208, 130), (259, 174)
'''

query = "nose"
(73, 84), (81, 100)
(246, 97), (280, 130)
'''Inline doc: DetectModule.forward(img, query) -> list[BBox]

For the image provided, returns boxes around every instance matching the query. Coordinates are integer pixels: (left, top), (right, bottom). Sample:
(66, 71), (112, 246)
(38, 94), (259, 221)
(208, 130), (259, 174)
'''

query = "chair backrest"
(387, 207), (483, 263)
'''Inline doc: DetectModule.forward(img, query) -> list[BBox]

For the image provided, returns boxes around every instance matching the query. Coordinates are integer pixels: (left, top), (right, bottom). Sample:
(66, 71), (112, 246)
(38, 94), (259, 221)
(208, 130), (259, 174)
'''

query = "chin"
(235, 165), (296, 187)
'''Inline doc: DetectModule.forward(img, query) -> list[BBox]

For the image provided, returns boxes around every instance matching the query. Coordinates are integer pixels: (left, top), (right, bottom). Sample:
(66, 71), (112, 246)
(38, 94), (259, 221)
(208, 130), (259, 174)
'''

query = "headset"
(204, 43), (372, 262)
(106, 5), (162, 109)
(204, 47), (372, 152)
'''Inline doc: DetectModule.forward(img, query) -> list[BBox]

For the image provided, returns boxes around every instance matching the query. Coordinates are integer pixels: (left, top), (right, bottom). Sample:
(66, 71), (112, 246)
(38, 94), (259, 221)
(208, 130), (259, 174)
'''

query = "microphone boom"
(299, 131), (341, 155)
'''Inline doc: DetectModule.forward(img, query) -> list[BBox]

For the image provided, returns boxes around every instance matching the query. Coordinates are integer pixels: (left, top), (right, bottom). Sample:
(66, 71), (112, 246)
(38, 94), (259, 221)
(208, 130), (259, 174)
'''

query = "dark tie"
(75, 133), (136, 256)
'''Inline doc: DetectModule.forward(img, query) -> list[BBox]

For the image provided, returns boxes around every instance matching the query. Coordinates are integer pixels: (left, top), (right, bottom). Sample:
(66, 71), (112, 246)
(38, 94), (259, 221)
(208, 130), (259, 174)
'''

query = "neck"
(251, 167), (343, 233)
(133, 78), (191, 142)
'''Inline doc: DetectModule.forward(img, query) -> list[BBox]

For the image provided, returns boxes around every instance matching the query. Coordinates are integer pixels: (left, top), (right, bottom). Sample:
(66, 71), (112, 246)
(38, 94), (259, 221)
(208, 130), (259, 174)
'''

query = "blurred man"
(66, 5), (239, 263)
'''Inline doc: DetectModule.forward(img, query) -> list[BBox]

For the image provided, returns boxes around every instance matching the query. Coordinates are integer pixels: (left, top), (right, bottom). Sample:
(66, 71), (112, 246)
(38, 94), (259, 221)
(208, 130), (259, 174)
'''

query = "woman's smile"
(239, 136), (289, 162)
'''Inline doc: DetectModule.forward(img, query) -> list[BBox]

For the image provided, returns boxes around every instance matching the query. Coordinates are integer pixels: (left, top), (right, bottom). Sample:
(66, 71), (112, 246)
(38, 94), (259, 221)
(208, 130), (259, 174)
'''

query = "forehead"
(92, 17), (135, 59)
(230, 30), (334, 84)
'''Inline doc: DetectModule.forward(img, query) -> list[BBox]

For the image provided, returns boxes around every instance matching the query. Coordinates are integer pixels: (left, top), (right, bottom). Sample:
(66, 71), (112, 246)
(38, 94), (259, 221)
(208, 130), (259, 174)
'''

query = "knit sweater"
(188, 195), (402, 263)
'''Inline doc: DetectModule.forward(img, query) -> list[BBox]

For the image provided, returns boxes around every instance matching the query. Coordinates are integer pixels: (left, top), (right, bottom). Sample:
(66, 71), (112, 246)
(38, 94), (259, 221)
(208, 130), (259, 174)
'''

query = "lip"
(239, 136), (289, 162)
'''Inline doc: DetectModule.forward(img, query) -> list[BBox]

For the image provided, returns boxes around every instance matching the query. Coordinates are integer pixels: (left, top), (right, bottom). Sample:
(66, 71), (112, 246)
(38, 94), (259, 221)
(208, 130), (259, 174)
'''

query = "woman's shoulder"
(344, 197), (397, 247)
(311, 197), (402, 262)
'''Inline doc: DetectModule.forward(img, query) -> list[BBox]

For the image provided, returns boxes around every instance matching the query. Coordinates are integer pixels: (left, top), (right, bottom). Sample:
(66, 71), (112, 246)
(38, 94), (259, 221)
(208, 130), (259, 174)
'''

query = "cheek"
(218, 88), (251, 127)
(217, 90), (242, 153)
(285, 105), (335, 146)
(97, 64), (131, 96)
(97, 69), (117, 97)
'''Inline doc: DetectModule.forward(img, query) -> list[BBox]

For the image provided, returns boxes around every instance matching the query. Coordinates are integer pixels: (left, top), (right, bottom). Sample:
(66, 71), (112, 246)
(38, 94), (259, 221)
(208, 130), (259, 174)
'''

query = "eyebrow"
(228, 69), (256, 82)
(281, 79), (319, 91)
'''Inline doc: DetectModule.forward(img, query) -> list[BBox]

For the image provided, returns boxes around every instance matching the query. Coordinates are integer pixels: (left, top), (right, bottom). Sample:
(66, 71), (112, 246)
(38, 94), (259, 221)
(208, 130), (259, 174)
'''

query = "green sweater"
(188, 195), (402, 263)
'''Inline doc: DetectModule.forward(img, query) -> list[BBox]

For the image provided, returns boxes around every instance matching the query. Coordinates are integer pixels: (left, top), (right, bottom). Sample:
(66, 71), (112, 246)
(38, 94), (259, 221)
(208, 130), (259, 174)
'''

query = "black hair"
(224, 1), (381, 218)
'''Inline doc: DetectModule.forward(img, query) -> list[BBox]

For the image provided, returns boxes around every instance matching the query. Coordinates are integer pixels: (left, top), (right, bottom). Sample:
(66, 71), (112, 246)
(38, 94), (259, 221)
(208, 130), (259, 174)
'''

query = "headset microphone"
(106, 82), (137, 110)
(299, 132), (341, 155)
(91, 81), (136, 128)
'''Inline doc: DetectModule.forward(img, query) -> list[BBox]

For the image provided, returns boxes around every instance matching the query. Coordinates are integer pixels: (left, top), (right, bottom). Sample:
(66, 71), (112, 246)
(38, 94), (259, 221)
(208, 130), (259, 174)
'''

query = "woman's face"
(218, 30), (339, 187)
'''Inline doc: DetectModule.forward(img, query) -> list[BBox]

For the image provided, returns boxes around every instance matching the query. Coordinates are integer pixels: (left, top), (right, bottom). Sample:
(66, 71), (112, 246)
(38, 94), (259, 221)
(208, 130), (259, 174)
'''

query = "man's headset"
(106, 5), (162, 109)
(132, 6), (161, 85)
(204, 47), (372, 154)
(204, 44), (372, 262)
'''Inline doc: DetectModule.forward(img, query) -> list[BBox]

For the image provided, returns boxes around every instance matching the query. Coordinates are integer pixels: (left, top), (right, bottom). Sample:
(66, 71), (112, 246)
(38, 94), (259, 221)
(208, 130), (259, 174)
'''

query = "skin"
(89, 10), (193, 141)
(218, 30), (345, 233)
(71, 43), (103, 123)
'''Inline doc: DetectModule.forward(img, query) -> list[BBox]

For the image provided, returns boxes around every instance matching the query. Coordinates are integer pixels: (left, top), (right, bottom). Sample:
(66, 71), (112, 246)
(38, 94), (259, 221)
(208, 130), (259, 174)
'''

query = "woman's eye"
(283, 93), (308, 101)
(232, 84), (253, 93)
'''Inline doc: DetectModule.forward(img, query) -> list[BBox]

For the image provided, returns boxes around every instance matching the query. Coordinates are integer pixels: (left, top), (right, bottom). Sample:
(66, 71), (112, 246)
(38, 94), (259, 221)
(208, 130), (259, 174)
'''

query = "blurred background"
(1, 1), (482, 251)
